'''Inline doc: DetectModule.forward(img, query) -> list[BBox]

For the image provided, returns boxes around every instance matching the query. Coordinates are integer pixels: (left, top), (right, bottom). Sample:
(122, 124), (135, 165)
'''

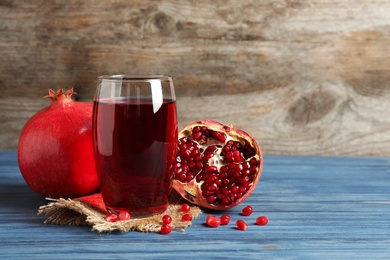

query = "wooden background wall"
(1, 0), (390, 156)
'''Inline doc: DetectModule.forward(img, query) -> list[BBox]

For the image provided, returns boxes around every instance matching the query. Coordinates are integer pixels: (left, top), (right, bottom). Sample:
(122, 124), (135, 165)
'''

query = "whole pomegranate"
(17, 88), (99, 198)
(173, 120), (263, 210)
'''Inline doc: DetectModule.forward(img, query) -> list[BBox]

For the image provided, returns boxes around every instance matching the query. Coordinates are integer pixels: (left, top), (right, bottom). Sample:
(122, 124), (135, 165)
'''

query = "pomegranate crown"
(44, 88), (76, 102)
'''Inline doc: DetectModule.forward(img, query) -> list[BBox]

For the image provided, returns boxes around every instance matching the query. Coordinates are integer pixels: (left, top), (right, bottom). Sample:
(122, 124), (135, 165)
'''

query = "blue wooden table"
(0, 150), (389, 259)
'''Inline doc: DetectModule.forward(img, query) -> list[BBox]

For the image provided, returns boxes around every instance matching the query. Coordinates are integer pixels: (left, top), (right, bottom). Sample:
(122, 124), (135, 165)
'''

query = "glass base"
(106, 203), (168, 218)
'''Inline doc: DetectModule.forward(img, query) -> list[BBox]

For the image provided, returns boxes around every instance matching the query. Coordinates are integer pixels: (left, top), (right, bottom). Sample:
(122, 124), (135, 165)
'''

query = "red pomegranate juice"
(93, 98), (178, 216)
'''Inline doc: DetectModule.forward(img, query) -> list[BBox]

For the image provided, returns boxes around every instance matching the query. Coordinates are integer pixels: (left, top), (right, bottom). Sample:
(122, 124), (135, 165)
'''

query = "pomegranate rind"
(173, 120), (263, 210)
(17, 88), (99, 199)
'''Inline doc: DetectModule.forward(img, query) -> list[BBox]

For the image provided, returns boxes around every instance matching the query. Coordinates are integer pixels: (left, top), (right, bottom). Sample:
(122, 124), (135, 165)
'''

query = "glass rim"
(98, 74), (172, 82)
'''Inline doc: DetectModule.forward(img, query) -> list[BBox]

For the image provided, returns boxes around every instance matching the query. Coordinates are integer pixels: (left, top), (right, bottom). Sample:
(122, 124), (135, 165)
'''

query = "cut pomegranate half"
(173, 120), (263, 210)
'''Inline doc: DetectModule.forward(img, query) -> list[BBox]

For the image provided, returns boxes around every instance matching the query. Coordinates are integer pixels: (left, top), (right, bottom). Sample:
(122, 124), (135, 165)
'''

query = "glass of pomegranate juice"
(92, 75), (178, 217)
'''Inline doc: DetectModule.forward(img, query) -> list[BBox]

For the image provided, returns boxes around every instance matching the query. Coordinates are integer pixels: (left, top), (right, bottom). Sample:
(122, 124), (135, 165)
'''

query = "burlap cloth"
(37, 192), (202, 233)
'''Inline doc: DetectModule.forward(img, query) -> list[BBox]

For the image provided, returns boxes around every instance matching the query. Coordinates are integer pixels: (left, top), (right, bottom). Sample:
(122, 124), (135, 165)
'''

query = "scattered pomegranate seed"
(118, 210), (131, 221)
(162, 214), (172, 225)
(160, 224), (172, 235)
(220, 214), (231, 225)
(236, 220), (248, 231)
(256, 216), (269, 226)
(105, 213), (118, 222)
(181, 213), (193, 221)
(181, 203), (191, 213)
(205, 215), (221, 228)
(241, 205), (253, 216)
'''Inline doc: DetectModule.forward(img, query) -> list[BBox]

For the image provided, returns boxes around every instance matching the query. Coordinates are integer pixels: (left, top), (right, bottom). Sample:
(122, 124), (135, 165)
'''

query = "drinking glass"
(92, 75), (178, 217)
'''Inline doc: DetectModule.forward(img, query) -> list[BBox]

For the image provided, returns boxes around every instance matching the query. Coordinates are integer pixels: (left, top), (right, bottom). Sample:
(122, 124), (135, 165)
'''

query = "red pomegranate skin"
(17, 89), (99, 199)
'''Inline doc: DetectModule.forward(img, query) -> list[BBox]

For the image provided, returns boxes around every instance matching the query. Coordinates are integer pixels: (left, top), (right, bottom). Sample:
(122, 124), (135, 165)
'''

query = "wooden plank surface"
(1, 1), (390, 156)
(1, 150), (389, 259)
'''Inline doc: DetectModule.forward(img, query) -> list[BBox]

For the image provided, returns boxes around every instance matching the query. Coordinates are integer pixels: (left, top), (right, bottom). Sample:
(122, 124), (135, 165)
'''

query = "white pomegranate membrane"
(173, 120), (263, 210)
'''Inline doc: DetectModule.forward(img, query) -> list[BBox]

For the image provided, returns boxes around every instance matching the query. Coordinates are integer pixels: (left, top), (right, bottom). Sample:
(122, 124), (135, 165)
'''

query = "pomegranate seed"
(209, 182), (219, 191)
(182, 164), (189, 172)
(182, 213), (193, 221)
(236, 220), (248, 230)
(242, 205), (253, 216)
(220, 171), (228, 179)
(235, 164), (243, 172)
(242, 168), (249, 175)
(160, 224), (172, 235)
(105, 213), (118, 222)
(221, 187), (230, 195)
(192, 131), (202, 141)
(181, 203), (191, 213)
(195, 154), (202, 161)
(207, 195), (217, 203)
(240, 176), (250, 184)
(233, 150), (245, 162)
(201, 183), (208, 192)
(249, 158), (258, 166)
(203, 153), (214, 161)
(231, 185), (239, 193)
(193, 126), (201, 133)
(186, 173), (194, 181)
(233, 171), (241, 179)
(226, 152), (234, 162)
(256, 216), (269, 226)
(205, 166), (218, 174)
(196, 162), (203, 169)
(220, 166), (228, 173)
(205, 215), (221, 228)
(162, 214), (172, 225)
(182, 149), (191, 158)
(222, 196), (231, 205)
(175, 169), (183, 177)
(221, 176), (230, 186)
(191, 146), (199, 154)
(203, 175), (214, 184)
(228, 163), (235, 169)
(229, 193), (238, 202)
(205, 145), (218, 153)
(188, 161), (196, 169)
(222, 145), (230, 154)
(220, 214), (231, 225)
(239, 186), (247, 193)
(242, 162), (250, 169)
(177, 173), (186, 182)
(211, 131), (227, 142)
(118, 210), (131, 221)
(203, 190), (215, 197)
